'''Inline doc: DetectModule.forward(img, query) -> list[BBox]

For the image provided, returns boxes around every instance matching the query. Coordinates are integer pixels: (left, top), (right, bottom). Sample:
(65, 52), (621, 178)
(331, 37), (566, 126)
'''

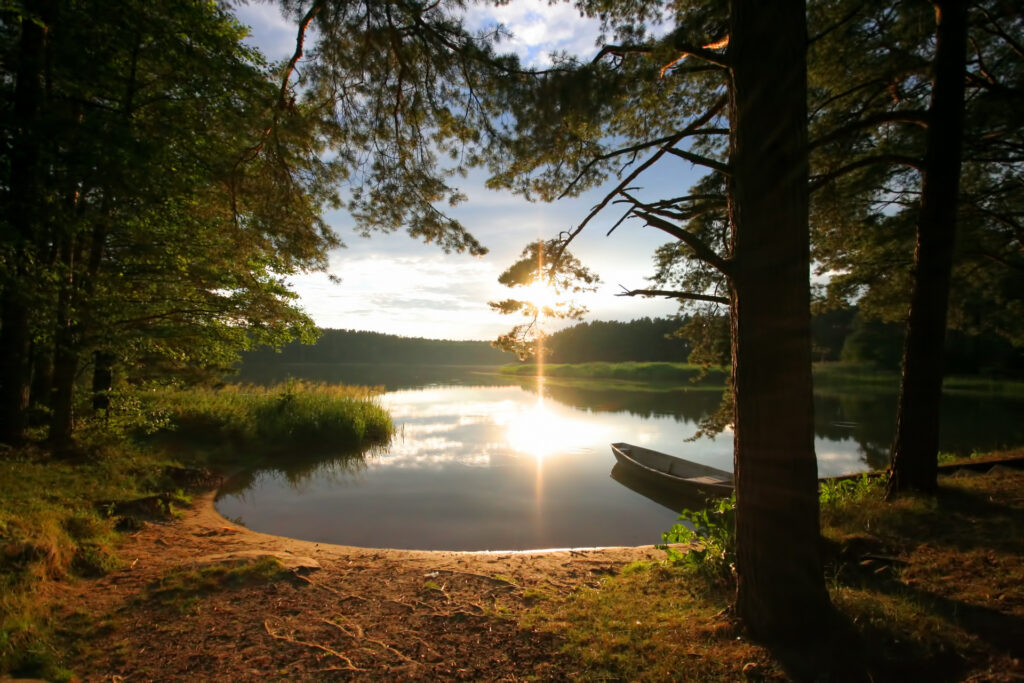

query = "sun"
(522, 279), (560, 313)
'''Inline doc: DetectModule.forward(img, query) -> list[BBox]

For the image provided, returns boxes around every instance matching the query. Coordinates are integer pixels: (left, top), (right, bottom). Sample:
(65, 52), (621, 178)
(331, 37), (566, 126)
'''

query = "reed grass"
(148, 380), (394, 458)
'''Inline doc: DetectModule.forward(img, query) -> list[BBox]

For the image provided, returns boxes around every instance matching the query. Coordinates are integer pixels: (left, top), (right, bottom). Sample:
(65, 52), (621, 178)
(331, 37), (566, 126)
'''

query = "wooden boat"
(610, 442), (734, 496)
(610, 462), (713, 513)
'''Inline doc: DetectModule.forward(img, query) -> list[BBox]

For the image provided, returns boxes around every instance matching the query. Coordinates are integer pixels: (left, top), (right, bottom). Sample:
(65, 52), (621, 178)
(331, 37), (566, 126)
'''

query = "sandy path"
(53, 490), (662, 681)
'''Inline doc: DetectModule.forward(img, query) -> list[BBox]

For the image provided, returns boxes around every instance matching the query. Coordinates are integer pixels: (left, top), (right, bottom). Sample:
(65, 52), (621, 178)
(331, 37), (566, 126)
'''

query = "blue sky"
(233, 1), (700, 341)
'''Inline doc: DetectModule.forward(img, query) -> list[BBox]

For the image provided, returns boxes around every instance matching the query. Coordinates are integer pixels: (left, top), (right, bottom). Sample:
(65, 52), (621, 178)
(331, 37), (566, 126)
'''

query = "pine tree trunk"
(887, 1), (968, 497)
(0, 12), (49, 445)
(49, 226), (84, 449)
(728, 0), (832, 642)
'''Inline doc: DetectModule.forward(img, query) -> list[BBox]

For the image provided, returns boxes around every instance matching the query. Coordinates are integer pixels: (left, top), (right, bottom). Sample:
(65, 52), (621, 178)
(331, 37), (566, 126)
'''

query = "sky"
(233, 1), (701, 341)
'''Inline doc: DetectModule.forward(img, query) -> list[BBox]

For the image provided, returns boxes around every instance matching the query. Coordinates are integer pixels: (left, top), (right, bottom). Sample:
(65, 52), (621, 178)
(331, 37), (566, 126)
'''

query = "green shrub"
(660, 494), (736, 585)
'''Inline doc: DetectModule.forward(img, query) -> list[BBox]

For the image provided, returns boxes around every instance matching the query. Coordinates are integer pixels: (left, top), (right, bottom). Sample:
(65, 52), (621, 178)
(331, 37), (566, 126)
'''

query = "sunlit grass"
(148, 380), (394, 461)
(0, 380), (394, 678)
(524, 456), (1024, 680)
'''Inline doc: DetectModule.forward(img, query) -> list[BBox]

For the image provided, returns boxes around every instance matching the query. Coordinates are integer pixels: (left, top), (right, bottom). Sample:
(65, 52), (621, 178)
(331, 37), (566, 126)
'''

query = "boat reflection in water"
(609, 461), (721, 514)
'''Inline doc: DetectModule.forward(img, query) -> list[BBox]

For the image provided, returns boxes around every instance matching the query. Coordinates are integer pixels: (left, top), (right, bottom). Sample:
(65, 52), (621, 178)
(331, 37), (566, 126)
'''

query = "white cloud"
(232, 2), (296, 60)
(236, 2), (697, 340)
(465, 0), (603, 67)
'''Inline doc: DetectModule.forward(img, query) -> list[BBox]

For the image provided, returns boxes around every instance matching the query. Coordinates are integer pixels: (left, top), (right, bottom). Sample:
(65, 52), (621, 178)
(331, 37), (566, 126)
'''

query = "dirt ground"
(50, 491), (662, 681)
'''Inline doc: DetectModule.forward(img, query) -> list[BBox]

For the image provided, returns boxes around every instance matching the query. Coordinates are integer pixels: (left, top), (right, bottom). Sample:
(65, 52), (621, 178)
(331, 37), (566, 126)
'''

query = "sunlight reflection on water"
(217, 374), (1024, 551)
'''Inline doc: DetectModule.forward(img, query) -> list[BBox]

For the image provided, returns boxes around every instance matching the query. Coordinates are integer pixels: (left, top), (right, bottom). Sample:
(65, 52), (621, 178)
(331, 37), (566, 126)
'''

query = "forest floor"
(47, 489), (663, 681)
(27, 457), (1024, 682)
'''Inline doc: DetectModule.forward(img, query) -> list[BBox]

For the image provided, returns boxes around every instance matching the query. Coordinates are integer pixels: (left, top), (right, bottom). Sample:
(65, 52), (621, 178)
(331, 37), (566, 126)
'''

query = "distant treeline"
(544, 318), (693, 363)
(241, 313), (1024, 377)
(544, 313), (1024, 376)
(242, 329), (509, 366)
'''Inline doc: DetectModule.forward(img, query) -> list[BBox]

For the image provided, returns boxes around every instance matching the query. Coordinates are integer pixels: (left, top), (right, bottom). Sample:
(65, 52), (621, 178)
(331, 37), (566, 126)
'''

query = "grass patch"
(0, 380), (394, 678)
(526, 455), (1024, 680)
(0, 442), (169, 678)
(523, 563), (776, 681)
(499, 362), (729, 386)
(813, 363), (1024, 397)
(144, 557), (293, 614)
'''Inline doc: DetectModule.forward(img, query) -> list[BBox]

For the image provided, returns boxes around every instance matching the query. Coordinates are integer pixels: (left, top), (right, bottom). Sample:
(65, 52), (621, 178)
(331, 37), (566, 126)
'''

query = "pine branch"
(616, 286), (728, 305)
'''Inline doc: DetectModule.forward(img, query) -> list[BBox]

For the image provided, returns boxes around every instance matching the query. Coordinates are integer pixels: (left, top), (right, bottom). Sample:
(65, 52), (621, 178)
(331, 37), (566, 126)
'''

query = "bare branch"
(667, 40), (729, 69)
(616, 190), (724, 225)
(559, 133), (686, 200)
(665, 147), (731, 175)
(808, 4), (862, 45)
(551, 96), (729, 264)
(633, 210), (730, 275)
(809, 110), (928, 151)
(591, 43), (653, 65)
(976, 6), (1024, 60)
(810, 154), (923, 192)
(559, 115), (727, 199)
(617, 286), (728, 305)
(280, 2), (323, 106)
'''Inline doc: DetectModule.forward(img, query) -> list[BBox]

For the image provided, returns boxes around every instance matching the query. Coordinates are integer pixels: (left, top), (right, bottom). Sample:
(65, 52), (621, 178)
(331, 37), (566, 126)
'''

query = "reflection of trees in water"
(225, 367), (1024, 483)
(218, 445), (382, 496)
(814, 393), (897, 470)
(814, 391), (1024, 470)
(234, 363), (499, 392)
(609, 462), (714, 514)
(522, 380), (723, 424)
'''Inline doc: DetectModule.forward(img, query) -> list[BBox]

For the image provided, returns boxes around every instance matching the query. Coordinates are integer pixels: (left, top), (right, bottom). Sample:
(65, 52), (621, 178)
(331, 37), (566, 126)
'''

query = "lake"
(216, 365), (1024, 551)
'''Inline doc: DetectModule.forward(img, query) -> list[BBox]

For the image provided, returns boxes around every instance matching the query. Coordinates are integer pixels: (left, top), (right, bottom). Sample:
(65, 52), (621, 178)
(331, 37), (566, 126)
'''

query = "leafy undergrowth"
(526, 458), (1024, 681)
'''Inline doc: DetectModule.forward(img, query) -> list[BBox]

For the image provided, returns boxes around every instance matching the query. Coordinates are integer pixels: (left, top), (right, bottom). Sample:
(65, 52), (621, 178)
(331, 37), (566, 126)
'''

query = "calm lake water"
(216, 365), (1024, 551)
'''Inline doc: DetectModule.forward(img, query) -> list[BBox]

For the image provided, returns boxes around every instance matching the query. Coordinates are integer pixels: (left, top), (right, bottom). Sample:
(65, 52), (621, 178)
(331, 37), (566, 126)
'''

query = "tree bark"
(728, 0), (832, 642)
(887, 1), (968, 497)
(0, 11), (49, 445)
(50, 231), (80, 449)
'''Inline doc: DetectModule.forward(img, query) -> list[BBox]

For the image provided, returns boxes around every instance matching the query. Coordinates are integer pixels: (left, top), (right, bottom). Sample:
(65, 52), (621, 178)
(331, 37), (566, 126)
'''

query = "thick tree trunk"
(728, 0), (831, 642)
(50, 231), (80, 449)
(0, 13), (48, 445)
(887, 1), (968, 497)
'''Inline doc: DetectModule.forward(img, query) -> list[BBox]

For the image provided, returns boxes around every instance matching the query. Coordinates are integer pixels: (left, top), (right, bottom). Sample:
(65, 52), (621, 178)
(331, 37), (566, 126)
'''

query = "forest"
(2, 0), (1023, 680)
(242, 328), (509, 366)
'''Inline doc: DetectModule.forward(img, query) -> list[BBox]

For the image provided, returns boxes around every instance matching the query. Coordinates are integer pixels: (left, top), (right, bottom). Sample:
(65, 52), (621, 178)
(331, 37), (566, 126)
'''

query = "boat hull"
(610, 442), (733, 497)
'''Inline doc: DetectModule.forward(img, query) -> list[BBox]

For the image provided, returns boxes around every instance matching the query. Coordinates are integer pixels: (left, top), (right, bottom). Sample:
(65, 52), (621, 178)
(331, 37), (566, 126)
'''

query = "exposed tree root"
(263, 618), (363, 671)
(321, 617), (418, 665)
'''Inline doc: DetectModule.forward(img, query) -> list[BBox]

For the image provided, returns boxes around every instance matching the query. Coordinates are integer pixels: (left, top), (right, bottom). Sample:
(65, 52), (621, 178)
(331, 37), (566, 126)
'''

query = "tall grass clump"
(149, 381), (394, 458)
